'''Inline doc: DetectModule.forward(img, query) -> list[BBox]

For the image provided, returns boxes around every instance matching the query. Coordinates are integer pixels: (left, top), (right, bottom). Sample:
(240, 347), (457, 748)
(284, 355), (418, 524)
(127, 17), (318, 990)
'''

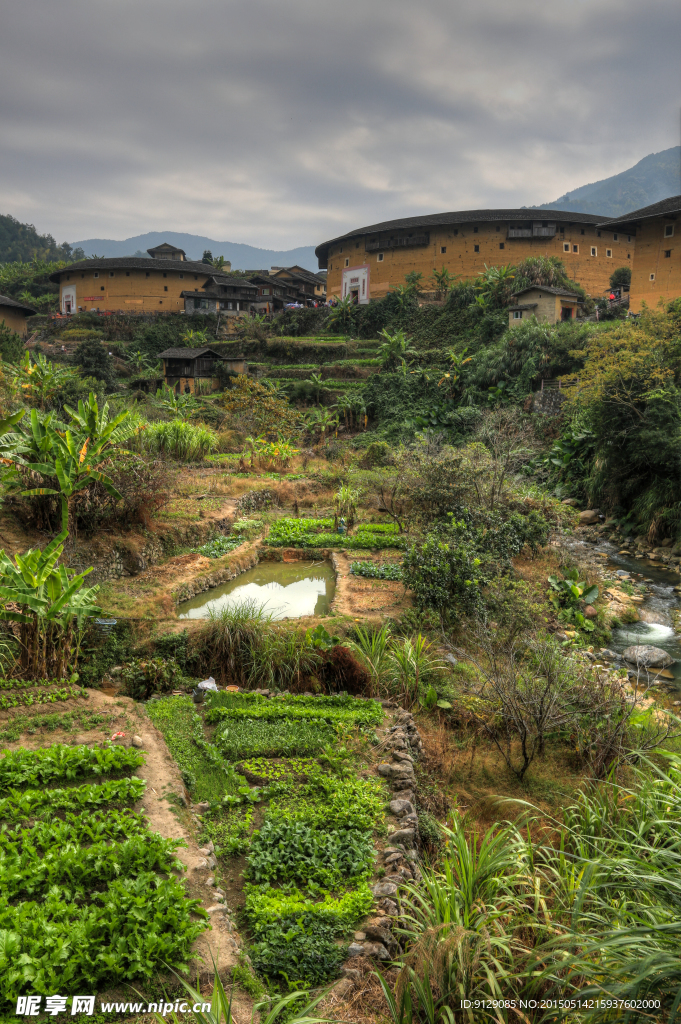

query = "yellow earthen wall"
(0, 306), (32, 337)
(57, 266), (213, 313)
(628, 217), (681, 314)
(326, 222), (634, 300)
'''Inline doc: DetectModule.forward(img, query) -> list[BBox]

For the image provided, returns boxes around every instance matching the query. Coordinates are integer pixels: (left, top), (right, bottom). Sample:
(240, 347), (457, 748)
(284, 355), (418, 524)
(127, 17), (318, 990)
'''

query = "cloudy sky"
(1, 0), (679, 248)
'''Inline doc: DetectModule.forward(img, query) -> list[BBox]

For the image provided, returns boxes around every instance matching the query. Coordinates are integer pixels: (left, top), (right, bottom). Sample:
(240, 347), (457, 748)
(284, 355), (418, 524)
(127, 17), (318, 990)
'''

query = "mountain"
(0, 213), (76, 264)
(533, 146), (681, 218)
(69, 231), (319, 272)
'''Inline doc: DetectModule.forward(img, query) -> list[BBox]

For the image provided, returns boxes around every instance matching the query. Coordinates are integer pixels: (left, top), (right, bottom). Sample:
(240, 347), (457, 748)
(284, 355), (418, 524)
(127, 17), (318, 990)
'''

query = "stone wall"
(531, 388), (564, 416)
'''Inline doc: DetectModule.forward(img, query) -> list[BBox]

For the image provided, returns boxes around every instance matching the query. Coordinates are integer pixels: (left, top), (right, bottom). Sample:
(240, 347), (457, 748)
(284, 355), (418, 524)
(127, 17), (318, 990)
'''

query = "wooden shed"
(156, 346), (247, 394)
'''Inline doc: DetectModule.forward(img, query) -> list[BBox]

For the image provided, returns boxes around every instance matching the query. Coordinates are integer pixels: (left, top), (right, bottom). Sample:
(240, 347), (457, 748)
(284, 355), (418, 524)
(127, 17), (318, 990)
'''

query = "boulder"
(622, 645), (675, 668)
(131, 735), (144, 748)
(346, 943), (366, 957)
(363, 942), (391, 960)
(389, 799), (415, 817)
(579, 510), (599, 525)
(561, 498), (579, 506)
(371, 881), (398, 897)
(389, 828), (415, 845)
(584, 606), (598, 619)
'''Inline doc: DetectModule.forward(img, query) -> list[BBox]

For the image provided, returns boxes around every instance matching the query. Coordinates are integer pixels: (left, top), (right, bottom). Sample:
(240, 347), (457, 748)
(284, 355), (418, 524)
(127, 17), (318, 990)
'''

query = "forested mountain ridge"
(533, 146), (681, 218)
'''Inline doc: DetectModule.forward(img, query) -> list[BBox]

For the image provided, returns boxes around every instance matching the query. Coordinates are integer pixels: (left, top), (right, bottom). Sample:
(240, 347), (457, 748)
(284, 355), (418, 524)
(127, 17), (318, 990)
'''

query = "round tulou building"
(316, 208), (635, 304)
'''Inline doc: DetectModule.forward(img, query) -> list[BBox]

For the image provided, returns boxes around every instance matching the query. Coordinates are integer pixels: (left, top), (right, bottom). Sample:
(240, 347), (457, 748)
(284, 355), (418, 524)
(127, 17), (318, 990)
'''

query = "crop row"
(350, 560), (403, 580)
(205, 702), (383, 728)
(0, 674), (80, 692)
(215, 717), (335, 761)
(264, 516), (405, 550)
(0, 809), (148, 851)
(0, 833), (185, 899)
(0, 744), (144, 791)
(236, 753), (384, 986)
(0, 777), (146, 823)
(0, 874), (206, 1002)
(0, 685), (88, 710)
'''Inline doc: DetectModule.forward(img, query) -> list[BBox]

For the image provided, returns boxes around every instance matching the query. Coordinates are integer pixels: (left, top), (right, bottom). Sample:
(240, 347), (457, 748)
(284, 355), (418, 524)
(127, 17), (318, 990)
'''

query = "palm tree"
(377, 328), (418, 370)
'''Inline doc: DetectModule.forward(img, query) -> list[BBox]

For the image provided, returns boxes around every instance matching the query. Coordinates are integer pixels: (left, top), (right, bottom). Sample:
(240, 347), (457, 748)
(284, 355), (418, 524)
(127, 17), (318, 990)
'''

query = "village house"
(156, 346), (247, 394)
(599, 196), (681, 313)
(180, 274), (259, 316)
(508, 286), (582, 328)
(270, 266), (327, 304)
(0, 293), (36, 337)
(316, 209), (635, 303)
(245, 274), (293, 314)
(49, 245), (215, 314)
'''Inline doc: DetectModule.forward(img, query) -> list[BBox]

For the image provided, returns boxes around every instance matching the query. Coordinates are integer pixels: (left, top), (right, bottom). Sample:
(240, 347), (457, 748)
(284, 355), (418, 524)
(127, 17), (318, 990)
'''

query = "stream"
(566, 536), (681, 690)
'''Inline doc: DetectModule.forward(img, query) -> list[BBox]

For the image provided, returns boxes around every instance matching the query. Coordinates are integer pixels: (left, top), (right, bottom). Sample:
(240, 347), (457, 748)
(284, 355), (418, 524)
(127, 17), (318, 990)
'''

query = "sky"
(0, 0), (679, 250)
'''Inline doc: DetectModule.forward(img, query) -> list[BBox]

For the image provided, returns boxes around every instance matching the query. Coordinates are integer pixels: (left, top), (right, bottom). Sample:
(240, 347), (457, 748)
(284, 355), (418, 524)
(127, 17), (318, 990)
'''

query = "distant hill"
(69, 231), (319, 272)
(533, 146), (681, 218)
(0, 213), (76, 264)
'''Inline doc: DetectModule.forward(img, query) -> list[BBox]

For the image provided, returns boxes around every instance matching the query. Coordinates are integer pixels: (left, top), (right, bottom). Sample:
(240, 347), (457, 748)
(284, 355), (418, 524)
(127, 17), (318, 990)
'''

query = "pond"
(177, 559), (336, 620)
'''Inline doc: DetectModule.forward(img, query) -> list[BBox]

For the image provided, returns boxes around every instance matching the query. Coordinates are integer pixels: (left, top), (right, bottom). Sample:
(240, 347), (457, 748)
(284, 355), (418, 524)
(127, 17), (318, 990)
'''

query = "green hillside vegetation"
(0, 256), (680, 1021)
(0, 212), (84, 265)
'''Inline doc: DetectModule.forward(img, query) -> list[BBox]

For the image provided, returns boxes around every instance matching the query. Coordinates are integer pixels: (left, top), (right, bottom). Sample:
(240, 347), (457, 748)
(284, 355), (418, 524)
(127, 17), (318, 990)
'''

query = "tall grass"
(387, 757), (681, 1022)
(188, 601), (271, 685)
(349, 626), (443, 704)
(188, 602), (324, 690)
(143, 418), (218, 460)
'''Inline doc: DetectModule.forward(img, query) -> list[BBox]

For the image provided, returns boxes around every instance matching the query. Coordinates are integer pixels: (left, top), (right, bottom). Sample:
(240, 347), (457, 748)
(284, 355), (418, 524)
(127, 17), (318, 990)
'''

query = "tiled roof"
(48, 257), (214, 283)
(156, 347), (225, 359)
(315, 207), (604, 263)
(598, 195), (681, 228)
(0, 292), (37, 315)
(511, 286), (582, 298)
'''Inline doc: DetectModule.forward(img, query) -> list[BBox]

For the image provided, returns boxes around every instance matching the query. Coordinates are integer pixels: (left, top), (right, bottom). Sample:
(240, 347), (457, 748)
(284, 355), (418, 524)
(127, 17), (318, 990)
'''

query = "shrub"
(120, 657), (184, 700)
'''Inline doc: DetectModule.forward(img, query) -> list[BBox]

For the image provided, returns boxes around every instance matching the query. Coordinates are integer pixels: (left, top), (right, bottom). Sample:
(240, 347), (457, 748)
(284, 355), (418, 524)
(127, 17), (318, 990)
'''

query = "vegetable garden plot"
(0, 742), (208, 1007)
(195, 692), (386, 989)
(264, 516), (405, 550)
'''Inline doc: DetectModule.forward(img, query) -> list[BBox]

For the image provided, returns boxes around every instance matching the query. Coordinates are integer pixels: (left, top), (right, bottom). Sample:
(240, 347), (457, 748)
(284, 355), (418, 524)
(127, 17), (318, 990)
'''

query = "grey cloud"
(0, 0), (678, 247)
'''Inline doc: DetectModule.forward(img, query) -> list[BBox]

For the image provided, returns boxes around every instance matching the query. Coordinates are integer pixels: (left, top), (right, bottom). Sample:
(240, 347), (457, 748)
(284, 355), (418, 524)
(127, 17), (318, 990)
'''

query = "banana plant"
(153, 383), (199, 421)
(377, 328), (418, 370)
(306, 406), (337, 440)
(305, 372), (324, 403)
(12, 351), (77, 411)
(21, 393), (139, 536)
(0, 530), (100, 679)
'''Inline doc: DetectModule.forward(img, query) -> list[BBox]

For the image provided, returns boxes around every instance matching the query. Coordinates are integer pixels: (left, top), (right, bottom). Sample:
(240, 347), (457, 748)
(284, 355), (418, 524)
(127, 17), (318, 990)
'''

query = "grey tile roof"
(157, 346), (225, 359)
(0, 292), (37, 314)
(511, 286), (582, 298)
(598, 195), (681, 228)
(48, 257), (214, 283)
(315, 207), (605, 263)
